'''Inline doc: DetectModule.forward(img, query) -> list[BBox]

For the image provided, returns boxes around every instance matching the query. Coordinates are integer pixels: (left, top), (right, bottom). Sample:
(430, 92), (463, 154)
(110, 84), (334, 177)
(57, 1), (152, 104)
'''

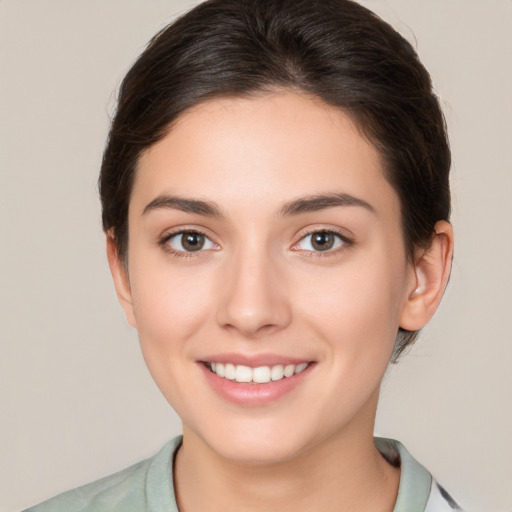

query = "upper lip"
(199, 352), (313, 367)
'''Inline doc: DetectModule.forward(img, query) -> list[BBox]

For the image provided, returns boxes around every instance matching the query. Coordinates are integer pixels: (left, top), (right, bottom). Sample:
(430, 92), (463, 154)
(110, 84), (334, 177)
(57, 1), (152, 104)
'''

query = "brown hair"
(99, 0), (451, 359)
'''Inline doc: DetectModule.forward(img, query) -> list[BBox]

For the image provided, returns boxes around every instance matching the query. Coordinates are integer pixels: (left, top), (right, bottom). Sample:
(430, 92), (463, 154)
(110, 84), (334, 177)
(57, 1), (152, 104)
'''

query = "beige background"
(1, 1), (511, 511)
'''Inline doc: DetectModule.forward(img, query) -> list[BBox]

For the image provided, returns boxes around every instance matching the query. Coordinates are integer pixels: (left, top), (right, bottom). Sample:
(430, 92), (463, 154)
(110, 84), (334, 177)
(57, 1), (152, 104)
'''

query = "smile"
(208, 362), (309, 384)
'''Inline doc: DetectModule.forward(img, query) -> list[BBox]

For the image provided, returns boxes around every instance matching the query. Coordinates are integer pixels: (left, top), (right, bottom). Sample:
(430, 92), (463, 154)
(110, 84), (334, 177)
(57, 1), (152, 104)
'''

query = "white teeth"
(253, 366), (271, 384)
(235, 365), (252, 383)
(225, 363), (236, 380)
(283, 364), (295, 378)
(209, 361), (309, 383)
(215, 362), (225, 377)
(295, 362), (308, 374)
(270, 365), (284, 381)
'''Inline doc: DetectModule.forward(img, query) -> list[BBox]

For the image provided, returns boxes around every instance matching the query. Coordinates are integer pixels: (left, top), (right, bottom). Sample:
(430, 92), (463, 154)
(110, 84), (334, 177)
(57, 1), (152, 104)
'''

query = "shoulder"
(375, 437), (463, 512)
(23, 437), (182, 512)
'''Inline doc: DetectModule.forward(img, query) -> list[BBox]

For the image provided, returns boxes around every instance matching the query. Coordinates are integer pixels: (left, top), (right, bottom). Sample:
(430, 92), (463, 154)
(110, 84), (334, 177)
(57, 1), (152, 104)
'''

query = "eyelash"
(159, 229), (217, 258)
(159, 227), (353, 259)
(292, 229), (353, 257)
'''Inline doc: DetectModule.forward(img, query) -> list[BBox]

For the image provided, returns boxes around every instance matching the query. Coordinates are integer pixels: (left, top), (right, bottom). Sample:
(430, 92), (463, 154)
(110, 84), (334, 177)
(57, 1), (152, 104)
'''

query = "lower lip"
(199, 363), (314, 406)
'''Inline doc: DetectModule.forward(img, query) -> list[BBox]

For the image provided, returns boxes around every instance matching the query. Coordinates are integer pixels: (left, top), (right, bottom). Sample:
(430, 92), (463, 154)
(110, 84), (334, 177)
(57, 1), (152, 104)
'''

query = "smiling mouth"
(205, 362), (310, 384)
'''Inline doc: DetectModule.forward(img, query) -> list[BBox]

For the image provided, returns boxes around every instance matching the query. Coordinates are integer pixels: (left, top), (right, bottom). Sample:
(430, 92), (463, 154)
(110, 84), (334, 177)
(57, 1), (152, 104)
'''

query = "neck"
(174, 393), (399, 512)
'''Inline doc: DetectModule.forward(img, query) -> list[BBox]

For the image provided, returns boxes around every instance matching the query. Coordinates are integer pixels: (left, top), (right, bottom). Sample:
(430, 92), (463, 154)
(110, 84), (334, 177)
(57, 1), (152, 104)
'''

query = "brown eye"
(311, 232), (335, 251)
(296, 231), (345, 252)
(167, 231), (215, 252)
(182, 232), (205, 251)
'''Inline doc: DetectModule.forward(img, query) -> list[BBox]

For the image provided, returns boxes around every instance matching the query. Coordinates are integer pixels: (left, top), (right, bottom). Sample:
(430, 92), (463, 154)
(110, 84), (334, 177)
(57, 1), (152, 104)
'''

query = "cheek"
(297, 256), (407, 357)
(128, 258), (214, 355)
(126, 261), (217, 407)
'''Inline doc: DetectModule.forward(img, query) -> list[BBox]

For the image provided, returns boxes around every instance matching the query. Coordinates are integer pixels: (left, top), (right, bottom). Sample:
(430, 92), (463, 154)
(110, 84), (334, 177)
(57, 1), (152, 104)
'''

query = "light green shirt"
(24, 436), (461, 511)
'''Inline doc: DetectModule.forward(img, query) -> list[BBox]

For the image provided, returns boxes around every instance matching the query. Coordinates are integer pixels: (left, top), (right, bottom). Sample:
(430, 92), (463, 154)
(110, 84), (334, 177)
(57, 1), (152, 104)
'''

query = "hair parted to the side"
(99, 0), (451, 360)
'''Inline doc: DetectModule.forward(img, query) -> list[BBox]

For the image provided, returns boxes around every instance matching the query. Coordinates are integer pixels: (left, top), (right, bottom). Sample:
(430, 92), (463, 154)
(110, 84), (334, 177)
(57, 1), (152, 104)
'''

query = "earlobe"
(399, 221), (454, 331)
(106, 234), (137, 328)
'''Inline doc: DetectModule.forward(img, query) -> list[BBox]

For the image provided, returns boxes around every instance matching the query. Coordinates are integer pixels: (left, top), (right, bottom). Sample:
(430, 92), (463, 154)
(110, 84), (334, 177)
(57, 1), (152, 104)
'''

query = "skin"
(107, 91), (453, 511)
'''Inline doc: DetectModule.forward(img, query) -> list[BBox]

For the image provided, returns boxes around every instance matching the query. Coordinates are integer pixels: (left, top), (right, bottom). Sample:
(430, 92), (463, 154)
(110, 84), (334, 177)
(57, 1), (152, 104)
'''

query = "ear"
(106, 234), (137, 328)
(399, 220), (454, 331)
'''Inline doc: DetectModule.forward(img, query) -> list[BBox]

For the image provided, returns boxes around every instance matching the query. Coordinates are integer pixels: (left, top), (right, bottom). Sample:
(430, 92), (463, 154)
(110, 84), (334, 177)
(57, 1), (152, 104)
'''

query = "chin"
(188, 416), (328, 467)
(212, 436), (305, 466)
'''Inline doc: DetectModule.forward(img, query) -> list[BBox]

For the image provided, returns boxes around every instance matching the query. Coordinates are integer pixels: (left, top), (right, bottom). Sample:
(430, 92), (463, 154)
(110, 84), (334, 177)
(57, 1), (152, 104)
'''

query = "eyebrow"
(142, 192), (375, 219)
(280, 193), (376, 216)
(142, 195), (225, 218)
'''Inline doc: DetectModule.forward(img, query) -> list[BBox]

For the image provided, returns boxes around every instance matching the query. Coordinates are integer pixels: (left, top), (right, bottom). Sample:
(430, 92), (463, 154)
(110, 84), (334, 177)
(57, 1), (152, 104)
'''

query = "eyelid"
(158, 227), (220, 256)
(291, 227), (354, 255)
(157, 225), (353, 257)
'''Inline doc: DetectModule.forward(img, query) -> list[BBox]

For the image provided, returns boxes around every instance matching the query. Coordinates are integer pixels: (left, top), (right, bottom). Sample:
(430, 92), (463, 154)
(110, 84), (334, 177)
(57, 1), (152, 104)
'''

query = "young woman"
(25, 0), (460, 510)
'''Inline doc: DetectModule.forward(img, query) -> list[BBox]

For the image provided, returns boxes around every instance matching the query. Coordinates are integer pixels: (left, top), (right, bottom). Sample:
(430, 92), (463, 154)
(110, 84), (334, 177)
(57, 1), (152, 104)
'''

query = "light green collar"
(375, 437), (432, 512)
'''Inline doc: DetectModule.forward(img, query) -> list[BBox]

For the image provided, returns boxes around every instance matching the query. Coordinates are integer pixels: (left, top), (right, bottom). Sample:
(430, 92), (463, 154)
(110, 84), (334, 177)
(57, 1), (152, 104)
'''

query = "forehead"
(132, 91), (398, 220)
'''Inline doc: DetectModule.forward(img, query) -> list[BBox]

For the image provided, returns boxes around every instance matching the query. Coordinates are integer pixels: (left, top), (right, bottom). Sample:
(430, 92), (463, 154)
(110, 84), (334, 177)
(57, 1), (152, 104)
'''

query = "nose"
(216, 246), (292, 338)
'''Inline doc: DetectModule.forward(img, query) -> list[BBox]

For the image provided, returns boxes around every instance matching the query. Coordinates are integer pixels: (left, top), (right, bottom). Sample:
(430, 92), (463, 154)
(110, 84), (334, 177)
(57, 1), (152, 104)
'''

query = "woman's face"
(116, 91), (418, 464)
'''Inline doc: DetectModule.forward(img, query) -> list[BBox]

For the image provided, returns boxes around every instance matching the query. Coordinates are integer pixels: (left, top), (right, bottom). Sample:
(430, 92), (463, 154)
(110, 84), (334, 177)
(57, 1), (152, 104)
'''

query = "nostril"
(221, 319), (287, 338)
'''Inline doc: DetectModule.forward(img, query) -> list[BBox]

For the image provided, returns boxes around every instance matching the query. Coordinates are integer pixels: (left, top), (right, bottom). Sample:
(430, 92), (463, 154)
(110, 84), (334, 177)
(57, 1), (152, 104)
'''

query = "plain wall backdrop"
(1, 1), (511, 511)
